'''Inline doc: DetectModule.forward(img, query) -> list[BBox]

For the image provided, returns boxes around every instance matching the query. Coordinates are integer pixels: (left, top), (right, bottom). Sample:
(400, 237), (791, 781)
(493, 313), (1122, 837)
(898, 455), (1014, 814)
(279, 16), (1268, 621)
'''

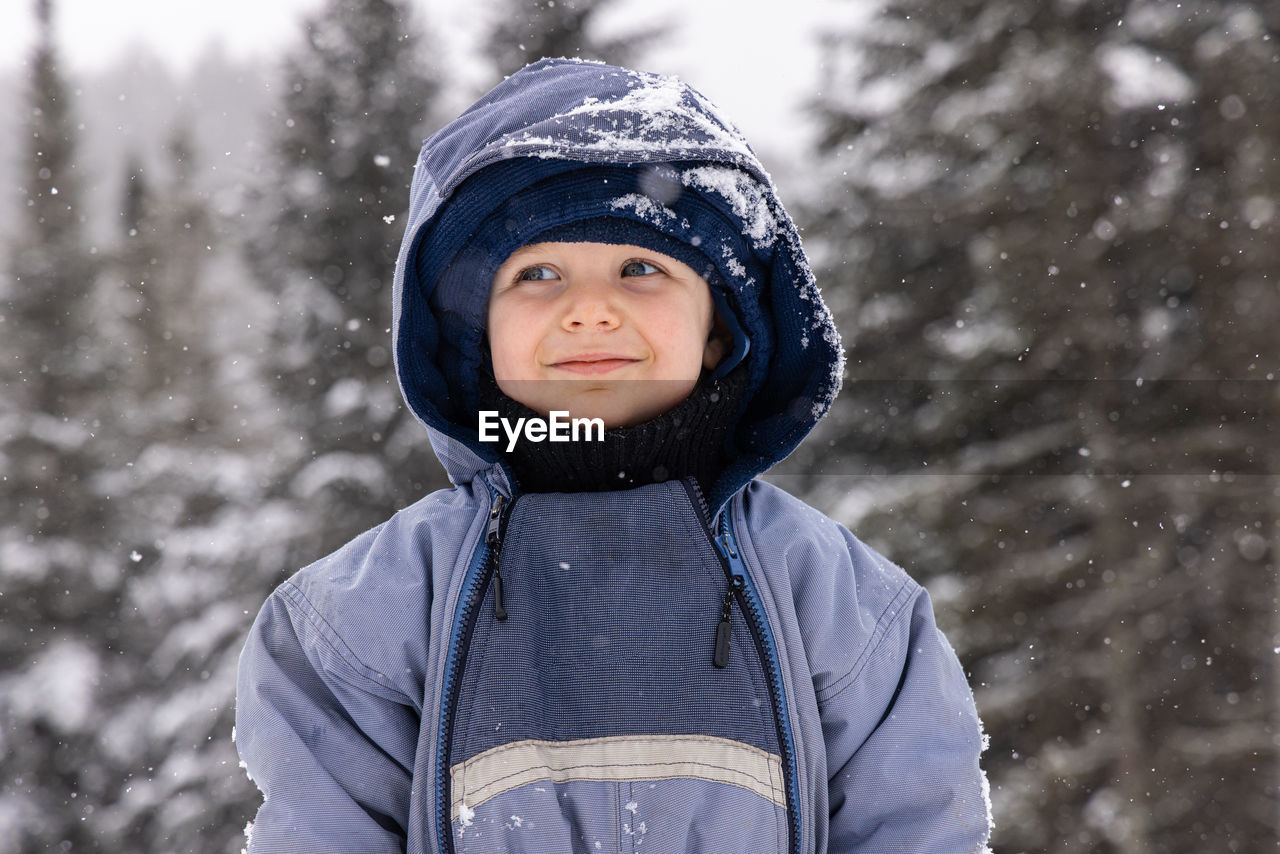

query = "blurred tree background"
(0, 0), (1276, 851)
(803, 1), (1279, 851)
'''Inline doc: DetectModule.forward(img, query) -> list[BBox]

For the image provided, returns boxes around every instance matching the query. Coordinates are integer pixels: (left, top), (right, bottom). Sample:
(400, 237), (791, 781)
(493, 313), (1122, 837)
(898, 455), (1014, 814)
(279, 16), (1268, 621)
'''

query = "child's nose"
(561, 283), (621, 331)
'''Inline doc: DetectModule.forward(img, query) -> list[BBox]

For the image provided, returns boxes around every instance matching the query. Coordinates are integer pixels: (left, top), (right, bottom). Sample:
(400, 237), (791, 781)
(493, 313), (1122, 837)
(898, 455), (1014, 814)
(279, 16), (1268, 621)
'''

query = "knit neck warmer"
(475, 362), (749, 496)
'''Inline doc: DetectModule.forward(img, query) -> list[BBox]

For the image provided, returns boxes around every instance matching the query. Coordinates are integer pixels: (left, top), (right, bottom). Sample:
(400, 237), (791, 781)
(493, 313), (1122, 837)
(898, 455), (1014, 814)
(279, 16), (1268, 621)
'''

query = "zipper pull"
(714, 575), (745, 669)
(493, 571), (507, 621)
(488, 495), (508, 621)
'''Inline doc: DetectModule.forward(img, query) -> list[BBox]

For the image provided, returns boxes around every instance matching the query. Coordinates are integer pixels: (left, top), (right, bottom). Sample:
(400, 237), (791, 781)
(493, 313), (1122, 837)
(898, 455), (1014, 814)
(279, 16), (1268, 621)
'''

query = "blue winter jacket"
(235, 58), (992, 854)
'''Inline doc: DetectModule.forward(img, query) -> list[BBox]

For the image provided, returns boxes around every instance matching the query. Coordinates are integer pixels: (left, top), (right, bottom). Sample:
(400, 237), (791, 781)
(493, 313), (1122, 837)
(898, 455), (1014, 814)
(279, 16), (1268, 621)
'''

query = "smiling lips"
(549, 354), (641, 375)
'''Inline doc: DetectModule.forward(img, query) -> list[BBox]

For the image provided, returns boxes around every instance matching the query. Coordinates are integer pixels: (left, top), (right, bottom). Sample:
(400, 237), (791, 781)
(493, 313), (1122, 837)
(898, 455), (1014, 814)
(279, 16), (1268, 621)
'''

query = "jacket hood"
(391, 58), (844, 510)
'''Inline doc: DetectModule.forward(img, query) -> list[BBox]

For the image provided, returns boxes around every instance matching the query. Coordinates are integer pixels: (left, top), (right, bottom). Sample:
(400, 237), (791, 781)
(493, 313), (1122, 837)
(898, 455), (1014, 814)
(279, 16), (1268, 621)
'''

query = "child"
(235, 58), (992, 853)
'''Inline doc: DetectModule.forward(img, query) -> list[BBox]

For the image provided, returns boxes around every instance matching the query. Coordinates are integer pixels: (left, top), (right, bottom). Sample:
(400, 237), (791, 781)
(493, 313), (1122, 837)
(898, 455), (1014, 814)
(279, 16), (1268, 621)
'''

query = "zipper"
(679, 477), (801, 854)
(487, 494), (508, 620)
(677, 477), (743, 671)
(435, 480), (515, 854)
(714, 574), (746, 668)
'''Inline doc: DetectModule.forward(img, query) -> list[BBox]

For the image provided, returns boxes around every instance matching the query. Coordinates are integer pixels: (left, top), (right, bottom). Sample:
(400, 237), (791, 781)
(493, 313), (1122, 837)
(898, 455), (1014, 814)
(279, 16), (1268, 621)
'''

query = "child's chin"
(577, 401), (681, 430)
(503, 379), (698, 429)
(582, 389), (697, 428)
(567, 406), (639, 430)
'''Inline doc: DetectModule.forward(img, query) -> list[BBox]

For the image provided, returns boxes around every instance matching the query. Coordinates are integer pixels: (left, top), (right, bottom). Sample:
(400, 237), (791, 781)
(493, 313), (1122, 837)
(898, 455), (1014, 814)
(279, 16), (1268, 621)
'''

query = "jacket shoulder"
(739, 478), (918, 597)
(286, 484), (472, 597)
(738, 479), (922, 700)
(267, 484), (483, 699)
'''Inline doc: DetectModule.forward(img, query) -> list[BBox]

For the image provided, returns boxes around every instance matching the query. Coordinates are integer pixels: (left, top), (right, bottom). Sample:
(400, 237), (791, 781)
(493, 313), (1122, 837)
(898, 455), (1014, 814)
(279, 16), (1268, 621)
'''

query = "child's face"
(487, 242), (727, 428)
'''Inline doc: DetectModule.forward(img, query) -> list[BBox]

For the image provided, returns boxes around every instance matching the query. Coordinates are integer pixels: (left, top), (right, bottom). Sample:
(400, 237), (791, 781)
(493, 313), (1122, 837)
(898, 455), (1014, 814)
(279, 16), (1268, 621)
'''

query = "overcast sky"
(0, 0), (854, 159)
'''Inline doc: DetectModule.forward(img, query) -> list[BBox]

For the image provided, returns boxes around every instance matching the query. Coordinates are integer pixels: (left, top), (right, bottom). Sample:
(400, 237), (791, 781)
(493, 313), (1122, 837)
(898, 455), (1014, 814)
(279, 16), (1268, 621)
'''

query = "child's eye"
(516, 265), (559, 282)
(621, 260), (661, 277)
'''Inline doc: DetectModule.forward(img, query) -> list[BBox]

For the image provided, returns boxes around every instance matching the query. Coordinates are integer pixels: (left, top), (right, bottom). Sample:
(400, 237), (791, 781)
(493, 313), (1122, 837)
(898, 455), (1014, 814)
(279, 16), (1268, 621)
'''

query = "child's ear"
(702, 310), (732, 370)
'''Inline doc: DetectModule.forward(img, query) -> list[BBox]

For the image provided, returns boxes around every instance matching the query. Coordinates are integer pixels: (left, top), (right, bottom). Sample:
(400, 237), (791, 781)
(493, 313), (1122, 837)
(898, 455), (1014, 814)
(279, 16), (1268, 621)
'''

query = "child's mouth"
(551, 358), (638, 375)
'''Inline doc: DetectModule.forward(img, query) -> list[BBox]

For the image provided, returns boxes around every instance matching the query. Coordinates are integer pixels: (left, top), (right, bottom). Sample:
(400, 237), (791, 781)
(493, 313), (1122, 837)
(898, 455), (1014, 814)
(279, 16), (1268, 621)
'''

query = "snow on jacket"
(235, 58), (992, 854)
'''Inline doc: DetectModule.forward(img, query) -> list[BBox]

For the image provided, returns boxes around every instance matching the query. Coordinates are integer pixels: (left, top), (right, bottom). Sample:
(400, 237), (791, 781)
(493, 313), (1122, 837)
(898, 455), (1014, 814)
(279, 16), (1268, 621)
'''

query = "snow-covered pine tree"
(109, 128), (221, 420)
(246, 0), (448, 562)
(804, 2), (1279, 851)
(85, 122), (304, 854)
(4, 0), (94, 415)
(0, 2), (117, 851)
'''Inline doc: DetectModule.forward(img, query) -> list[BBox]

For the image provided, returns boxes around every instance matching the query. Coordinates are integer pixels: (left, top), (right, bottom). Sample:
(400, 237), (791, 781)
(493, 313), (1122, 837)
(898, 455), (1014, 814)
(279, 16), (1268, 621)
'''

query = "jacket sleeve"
(235, 581), (419, 854)
(821, 583), (992, 853)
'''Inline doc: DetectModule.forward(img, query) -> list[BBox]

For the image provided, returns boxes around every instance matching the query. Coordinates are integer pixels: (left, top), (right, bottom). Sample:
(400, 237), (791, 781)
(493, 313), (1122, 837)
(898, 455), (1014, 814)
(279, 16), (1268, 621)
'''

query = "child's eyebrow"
(495, 253), (540, 271)
(504, 247), (555, 264)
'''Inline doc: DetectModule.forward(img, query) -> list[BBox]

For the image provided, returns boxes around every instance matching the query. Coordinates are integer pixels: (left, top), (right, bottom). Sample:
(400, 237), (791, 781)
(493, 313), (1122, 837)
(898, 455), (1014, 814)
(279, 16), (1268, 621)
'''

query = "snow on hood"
(391, 58), (844, 507)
